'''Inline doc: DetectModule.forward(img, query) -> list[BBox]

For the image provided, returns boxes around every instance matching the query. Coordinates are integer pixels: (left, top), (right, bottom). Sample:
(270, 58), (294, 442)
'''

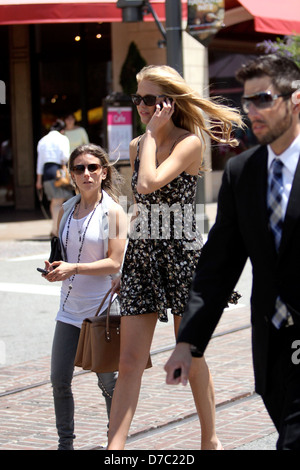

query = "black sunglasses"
(241, 91), (292, 114)
(71, 163), (101, 175)
(131, 94), (167, 106)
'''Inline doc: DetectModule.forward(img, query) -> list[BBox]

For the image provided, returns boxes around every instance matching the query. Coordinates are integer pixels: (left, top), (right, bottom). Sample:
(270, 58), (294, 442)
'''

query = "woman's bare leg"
(107, 313), (158, 450)
(50, 197), (64, 236)
(174, 315), (222, 450)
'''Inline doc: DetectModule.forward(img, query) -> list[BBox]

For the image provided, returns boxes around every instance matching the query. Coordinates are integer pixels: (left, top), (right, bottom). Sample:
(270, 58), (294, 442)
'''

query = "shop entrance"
(32, 22), (112, 144)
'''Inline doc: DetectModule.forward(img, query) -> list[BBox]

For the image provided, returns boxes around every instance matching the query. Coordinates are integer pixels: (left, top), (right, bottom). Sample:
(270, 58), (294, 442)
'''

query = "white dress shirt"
(36, 130), (70, 175)
(267, 133), (300, 219)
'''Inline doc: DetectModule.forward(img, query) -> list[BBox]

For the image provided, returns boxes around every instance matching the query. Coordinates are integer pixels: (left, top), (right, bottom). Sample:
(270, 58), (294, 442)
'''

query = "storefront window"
(34, 23), (112, 145)
(0, 26), (13, 207)
(209, 51), (257, 171)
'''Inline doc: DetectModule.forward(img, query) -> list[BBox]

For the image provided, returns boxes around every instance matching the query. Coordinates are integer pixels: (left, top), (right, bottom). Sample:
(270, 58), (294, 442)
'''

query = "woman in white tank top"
(41, 144), (127, 450)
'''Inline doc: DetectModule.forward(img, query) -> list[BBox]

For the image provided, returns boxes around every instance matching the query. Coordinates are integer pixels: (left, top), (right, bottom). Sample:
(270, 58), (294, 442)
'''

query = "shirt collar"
(267, 133), (300, 175)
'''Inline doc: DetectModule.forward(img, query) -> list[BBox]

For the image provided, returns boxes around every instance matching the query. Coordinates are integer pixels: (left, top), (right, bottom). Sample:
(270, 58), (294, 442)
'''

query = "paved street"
(0, 206), (278, 452)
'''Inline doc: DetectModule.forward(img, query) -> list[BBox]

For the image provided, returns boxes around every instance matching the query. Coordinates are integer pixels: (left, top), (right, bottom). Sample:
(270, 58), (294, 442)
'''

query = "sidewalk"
(0, 205), (278, 451)
(0, 304), (277, 451)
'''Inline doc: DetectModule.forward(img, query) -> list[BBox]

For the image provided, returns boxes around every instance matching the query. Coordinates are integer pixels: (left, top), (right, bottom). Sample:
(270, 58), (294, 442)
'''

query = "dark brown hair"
(69, 143), (123, 202)
(236, 54), (300, 95)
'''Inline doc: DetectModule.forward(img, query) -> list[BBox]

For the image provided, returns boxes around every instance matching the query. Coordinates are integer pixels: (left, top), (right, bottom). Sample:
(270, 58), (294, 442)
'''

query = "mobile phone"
(173, 368), (181, 379)
(159, 97), (173, 109)
(37, 267), (49, 275)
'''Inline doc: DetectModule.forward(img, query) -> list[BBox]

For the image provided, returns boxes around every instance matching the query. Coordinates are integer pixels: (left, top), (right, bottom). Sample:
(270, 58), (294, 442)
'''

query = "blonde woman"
(107, 65), (243, 450)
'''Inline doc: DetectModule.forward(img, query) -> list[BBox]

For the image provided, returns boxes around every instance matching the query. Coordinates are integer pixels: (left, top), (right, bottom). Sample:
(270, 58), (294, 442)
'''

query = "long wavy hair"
(136, 65), (244, 158)
(68, 143), (123, 202)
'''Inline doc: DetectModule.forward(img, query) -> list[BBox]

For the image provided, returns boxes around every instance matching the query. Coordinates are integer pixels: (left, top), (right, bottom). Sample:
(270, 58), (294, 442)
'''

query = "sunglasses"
(131, 94), (167, 106)
(71, 163), (101, 175)
(241, 91), (292, 113)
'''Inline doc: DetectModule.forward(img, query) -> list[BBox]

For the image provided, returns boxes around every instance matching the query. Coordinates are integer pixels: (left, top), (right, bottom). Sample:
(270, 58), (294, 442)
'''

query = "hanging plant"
(120, 42), (147, 96)
(257, 35), (300, 68)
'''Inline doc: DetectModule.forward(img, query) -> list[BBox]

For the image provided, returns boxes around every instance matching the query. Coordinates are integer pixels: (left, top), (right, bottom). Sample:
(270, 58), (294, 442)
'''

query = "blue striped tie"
(267, 158), (284, 252)
(267, 158), (292, 328)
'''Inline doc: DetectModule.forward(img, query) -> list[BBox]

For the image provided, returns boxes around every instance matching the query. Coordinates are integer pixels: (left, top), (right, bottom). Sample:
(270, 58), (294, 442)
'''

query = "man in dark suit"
(165, 54), (300, 450)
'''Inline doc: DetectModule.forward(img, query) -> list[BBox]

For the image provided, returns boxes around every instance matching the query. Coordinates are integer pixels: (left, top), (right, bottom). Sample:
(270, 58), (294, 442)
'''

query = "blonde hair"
(136, 65), (244, 148)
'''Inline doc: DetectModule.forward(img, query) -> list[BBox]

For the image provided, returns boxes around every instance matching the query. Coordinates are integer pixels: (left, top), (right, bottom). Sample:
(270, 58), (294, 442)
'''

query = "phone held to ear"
(159, 97), (173, 109)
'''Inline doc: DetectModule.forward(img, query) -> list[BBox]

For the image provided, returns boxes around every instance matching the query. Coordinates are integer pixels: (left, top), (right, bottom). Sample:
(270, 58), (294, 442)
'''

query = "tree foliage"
(257, 35), (300, 68)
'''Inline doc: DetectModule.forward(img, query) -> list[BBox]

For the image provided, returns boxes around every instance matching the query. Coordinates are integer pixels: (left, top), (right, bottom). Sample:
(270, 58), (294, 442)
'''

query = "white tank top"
(55, 197), (114, 328)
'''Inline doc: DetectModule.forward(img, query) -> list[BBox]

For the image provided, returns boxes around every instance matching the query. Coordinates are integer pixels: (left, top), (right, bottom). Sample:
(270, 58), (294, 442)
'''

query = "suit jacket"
(178, 144), (300, 395)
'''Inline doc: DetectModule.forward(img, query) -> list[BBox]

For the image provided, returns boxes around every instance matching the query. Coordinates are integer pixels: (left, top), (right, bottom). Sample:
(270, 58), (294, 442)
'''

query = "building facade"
(1, 0), (299, 212)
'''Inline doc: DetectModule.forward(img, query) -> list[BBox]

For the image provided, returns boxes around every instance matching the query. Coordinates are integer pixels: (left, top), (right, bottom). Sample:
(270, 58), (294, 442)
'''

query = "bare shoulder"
(108, 200), (128, 238)
(178, 133), (202, 149)
(129, 136), (142, 169)
(172, 133), (203, 172)
(108, 199), (126, 217)
(129, 135), (142, 155)
(130, 135), (141, 148)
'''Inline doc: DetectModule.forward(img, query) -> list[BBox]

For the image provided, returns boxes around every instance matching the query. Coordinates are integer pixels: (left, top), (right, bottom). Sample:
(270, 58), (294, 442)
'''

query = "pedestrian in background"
(165, 54), (300, 450)
(107, 64), (243, 450)
(36, 119), (73, 237)
(42, 143), (127, 450)
(64, 112), (89, 153)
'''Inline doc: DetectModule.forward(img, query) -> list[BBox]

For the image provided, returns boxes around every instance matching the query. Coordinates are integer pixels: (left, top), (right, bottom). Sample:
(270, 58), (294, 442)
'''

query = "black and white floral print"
(120, 136), (203, 322)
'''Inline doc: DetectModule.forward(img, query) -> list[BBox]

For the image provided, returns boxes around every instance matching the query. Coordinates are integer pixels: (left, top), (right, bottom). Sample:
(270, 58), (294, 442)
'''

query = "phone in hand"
(37, 267), (49, 276)
(173, 368), (181, 379)
(159, 97), (173, 109)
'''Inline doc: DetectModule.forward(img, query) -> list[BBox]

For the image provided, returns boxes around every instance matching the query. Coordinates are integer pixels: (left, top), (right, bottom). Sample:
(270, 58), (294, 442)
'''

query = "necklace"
(75, 209), (87, 242)
(74, 196), (103, 241)
(62, 197), (102, 311)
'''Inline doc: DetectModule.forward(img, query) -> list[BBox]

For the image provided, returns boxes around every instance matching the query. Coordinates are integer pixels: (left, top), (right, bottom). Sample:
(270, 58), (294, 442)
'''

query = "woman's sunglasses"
(131, 94), (168, 106)
(241, 91), (292, 114)
(71, 163), (101, 175)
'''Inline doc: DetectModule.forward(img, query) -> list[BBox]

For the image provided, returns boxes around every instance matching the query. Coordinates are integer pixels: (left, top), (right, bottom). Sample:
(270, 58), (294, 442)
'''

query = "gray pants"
(50, 301), (119, 450)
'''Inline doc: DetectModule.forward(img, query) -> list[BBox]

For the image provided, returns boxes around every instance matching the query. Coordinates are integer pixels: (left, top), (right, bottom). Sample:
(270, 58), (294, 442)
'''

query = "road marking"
(7, 253), (49, 262)
(0, 282), (60, 296)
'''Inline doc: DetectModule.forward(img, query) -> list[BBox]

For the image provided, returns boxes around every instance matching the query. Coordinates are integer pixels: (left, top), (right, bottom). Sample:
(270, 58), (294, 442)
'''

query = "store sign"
(107, 107), (132, 160)
(186, 0), (225, 46)
(0, 80), (5, 104)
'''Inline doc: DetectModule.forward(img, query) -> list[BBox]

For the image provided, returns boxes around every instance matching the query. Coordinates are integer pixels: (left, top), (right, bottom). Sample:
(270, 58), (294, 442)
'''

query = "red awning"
(238, 0), (300, 35)
(0, 0), (187, 25)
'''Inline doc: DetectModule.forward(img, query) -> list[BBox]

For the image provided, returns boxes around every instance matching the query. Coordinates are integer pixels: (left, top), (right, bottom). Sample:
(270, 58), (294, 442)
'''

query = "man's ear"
(291, 88), (300, 110)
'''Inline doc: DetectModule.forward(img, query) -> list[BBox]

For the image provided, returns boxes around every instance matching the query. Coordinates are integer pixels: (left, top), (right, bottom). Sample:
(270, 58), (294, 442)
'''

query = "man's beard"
(254, 105), (292, 146)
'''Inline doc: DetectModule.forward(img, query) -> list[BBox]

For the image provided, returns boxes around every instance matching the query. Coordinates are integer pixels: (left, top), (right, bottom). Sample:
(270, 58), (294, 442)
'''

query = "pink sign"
(107, 109), (132, 125)
(107, 106), (133, 160)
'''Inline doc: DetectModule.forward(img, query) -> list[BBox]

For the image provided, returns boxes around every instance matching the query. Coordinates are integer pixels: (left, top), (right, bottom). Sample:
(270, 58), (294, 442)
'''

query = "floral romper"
(120, 134), (203, 322)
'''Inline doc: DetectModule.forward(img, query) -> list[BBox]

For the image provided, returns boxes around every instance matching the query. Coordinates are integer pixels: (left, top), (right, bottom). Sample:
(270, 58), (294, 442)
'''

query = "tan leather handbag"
(74, 289), (152, 373)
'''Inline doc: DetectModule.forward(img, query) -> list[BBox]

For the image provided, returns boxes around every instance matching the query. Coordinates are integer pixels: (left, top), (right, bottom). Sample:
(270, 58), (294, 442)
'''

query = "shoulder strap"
(95, 288), (112, 317)
(134, 135), (143, 172)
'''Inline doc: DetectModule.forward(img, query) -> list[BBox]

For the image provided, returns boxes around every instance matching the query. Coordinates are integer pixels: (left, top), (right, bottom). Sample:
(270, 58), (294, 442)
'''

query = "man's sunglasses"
(131, 94), (170, 106)
(71, 163), (101, 175)
(241, 91), (292, 114)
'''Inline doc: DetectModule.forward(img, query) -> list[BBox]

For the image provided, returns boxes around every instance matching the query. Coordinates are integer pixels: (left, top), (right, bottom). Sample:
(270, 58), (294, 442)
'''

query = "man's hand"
(164, 342), (192, 386)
